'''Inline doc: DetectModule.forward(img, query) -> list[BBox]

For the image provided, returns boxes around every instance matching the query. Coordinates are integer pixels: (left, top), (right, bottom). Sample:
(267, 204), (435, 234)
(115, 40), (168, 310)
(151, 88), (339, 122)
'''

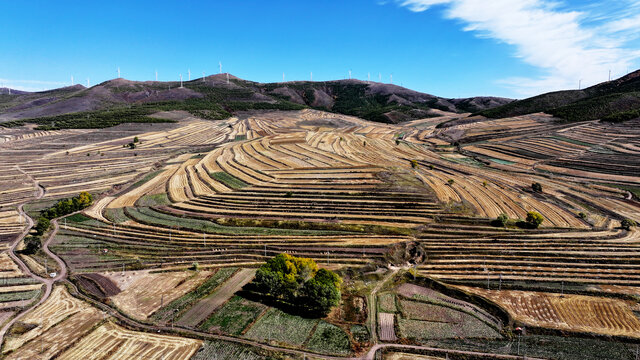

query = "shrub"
(447, 179), (455, 186)
(21, 236), (41, 255)
(133, 136), (139, 143)
(532, 182), (543, 193)
(128, 142), (136, 149)
(578, 212), (587, 219)
(525, 211), (544, 228)
(410, 160), (418, 169)
(621, 218), (637, 230)
(34, 217), (50, 235)
(491, 213), (509, 227)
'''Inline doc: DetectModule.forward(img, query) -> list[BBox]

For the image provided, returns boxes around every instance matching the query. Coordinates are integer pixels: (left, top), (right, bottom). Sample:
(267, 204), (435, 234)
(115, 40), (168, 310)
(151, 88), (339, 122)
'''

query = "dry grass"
(457, 286), (640, 338)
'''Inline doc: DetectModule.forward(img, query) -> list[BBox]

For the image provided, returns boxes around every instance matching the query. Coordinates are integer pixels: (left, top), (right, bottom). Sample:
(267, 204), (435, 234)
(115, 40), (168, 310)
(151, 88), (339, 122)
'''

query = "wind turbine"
(179, 73), (183, 88)
(188, 69), (191, 81)
(390, 74), (393, 84)
(117, 67), (120, 78)
(87, 78), (90, 87)
(378, 73), (382, 82)
(609, 69), (611, 81)
(282, 72), (285, 82)
(203, 71), (206, 82)
(579, 79), (582, 90)
(226, 73), (229, 84)
(71, 75), (74, 86)
(219, 61), (222, 74)
(348, 69), (352, 80)
(368, 72), (370, 83)
(155, 70), (158, 81)
(310, 72), (313, 81)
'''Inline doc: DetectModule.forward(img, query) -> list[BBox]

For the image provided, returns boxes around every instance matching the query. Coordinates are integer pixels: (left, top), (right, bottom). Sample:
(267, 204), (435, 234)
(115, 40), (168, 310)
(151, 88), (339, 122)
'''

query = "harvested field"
(107, 270), (212, 320)
(457, 286), (640, 338)
(378, 312), (397, 341)
(57, 321), (202, 360)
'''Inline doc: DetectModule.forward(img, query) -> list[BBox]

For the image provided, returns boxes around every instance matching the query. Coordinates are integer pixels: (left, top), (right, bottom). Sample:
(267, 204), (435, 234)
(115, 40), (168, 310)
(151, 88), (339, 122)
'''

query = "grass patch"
(306, 322), (352, 355)
(64, 213), (92, 223)
(199, 295), (267, 335)
(243, 307), (318, 346)
(103, 207), (128, 224)
(489, 158), (515, 165)
(377, 293), (397, 313)
(135, 193), (170, 207)
(209, 172), (248, 189)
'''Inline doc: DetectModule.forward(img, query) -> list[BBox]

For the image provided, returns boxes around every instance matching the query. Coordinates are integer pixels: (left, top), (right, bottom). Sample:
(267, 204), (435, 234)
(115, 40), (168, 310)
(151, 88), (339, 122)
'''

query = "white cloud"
(0, 78), (69, 92)
(397, 0), (640, 97)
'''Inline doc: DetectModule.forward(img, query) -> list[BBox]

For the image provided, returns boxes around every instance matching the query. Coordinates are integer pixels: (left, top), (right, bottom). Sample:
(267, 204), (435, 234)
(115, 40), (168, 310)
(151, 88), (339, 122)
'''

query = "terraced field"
(2, 107), (640, 358)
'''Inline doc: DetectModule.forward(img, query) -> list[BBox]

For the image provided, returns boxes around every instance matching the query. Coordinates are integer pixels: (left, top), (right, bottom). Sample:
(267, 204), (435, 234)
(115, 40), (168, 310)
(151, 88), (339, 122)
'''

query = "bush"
(525, 211), (544, 229)
(410, 160), (418, 169)
(447, 179), (455, 186)
(578, 212), (587, 219)
(21, 236), (41, 255)
(249, 253), (342, 316)
(133, 136), (139, 143)
(491, 213), (509, 227)
(532, 182), (543, 193)
(34, 217), (50, 235)
(621, 218), (637, 230)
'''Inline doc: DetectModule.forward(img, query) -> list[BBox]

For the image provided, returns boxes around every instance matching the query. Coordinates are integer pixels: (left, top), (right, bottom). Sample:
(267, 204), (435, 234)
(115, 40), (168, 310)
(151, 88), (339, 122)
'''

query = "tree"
(34, 217), (50, 235)
(447, 179), (455, 186)
(526, 211), (544, 228)
(621, 218), (637, 230)
(128, 142), (136, 149)
(133, 136), (139, 143)
(492, 213), (509, 227)
(250, 254), (341, 316)
(532, 182), (543, 193)
(410, 160), (418, 169)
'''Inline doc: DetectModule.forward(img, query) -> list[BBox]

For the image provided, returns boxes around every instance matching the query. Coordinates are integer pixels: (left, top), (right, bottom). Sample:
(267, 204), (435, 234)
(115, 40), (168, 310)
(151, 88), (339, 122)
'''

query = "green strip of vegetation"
(151, 268), (237, 321)
(209, 172), (248, 189)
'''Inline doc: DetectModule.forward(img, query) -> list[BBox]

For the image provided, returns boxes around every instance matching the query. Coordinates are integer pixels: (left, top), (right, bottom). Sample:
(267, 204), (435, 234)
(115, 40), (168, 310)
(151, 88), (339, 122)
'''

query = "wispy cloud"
(0, 78), (69, 92)
(396, 0), (640, 97)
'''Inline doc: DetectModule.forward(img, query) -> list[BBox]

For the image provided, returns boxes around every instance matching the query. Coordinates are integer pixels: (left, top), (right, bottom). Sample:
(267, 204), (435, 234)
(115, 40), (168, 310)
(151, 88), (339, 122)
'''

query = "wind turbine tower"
(219, 61), (222, 74)
(87, 78), (90, 87)
(609, 70), (611, 81)
(71, 75), (74, 86)
(349, 69), (352, 80)
(310, 72), (313, 81)
(188, 69), (191, 81)
(117, 67), (120, 78)
(390, 74), (393, 84)
(378, 73), (382, 82)
(282, 72), (285, 82)
(203, 71), (205, 82)
(226, 73), (229, 84)
(180, 74), (183, 88)
(368, 72), (370, 83)
(155, 70), (158, 81)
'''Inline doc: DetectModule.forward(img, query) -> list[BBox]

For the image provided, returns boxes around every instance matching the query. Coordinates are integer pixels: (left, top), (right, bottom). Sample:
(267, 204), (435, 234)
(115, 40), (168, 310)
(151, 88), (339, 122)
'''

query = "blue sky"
(1, 0), (639, 98)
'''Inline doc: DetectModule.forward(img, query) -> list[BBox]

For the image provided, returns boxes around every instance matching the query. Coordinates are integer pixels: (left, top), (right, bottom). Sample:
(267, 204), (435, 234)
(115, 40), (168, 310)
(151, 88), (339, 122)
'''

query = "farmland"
(1, 101), (640, 359)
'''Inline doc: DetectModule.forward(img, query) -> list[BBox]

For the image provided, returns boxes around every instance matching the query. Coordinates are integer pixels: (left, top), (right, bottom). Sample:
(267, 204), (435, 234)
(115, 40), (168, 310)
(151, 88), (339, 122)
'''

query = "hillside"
(478, 69), (640, 122)
(0, 75), (512, 128)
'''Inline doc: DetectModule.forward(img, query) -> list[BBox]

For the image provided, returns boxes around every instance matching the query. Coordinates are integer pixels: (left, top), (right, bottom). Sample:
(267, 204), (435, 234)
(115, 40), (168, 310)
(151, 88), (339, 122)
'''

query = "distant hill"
(0, 75), (512, 128)
(478, 69), (640, 122)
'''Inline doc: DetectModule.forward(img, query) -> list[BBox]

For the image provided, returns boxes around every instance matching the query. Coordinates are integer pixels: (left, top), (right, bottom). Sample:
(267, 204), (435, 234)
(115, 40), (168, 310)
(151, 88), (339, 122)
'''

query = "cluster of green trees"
(249, 253), (342, 316)
(40, 191), (93, 220)
(22, 192), (94, 255)
(491, 211), (544, 229)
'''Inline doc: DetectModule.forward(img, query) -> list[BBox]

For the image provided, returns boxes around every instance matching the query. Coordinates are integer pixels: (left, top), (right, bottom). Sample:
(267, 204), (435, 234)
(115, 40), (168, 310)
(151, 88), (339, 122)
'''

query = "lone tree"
(526, 211), (544, 228)
(250, 253), (342, 316)
(531, 182), (543, 193)
(621, 218), (637, 231)
(492, 213), (509, 227)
